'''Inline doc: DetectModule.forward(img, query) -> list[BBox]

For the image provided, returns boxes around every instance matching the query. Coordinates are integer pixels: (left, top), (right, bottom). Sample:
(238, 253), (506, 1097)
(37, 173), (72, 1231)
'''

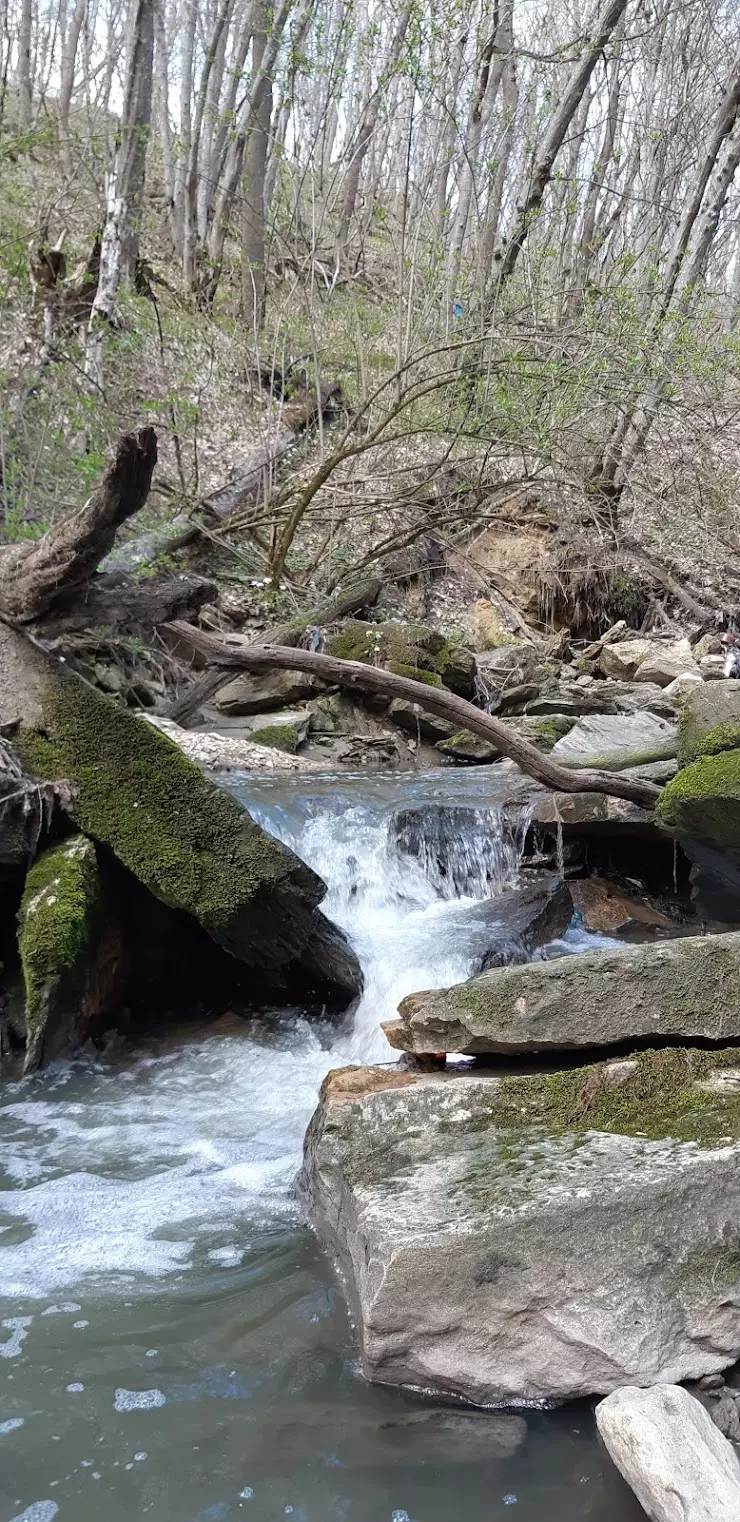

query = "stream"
(0, 767), (642, 1522)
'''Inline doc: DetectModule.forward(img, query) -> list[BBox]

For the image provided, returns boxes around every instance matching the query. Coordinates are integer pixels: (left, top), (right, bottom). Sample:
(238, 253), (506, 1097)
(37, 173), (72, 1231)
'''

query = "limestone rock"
(249, 712), (311, 753)
(551, 710), (677, 769)
(387, 698), (455, 743)
(596, 1385), (740, 1522)
(676, 682), (740, 766)
(214, 668), (326, 716)
(301, 1055), (740, 1405)
(600, 638), (654, 679)
(635, 638), (699, 688)
(663, 670), (704, 698)
(693, 633), (723, 659)
(385, 930), (740, 1054)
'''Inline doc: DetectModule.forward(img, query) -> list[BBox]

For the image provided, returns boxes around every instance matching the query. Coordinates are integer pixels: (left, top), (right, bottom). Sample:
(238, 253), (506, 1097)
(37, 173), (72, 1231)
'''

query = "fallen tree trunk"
(0, 428), (157, 625)
(42, 573), (217, 635)
(164, 574), (381, 725)
(162, 621), (663, 809)
(202, 382), (341, 525)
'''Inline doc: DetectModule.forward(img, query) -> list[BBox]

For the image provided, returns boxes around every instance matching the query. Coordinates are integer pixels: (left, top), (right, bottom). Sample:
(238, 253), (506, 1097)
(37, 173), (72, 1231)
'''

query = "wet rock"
(676, 682), (740, 766)
(635, 638), (699, 688)
(328, 619), (476, 698)
(384, 930), (740, 1055)
(596, 1385), (740, 1522)
(213, 669), (327, 716)
(393, 804), (521, 897)
(570, 878), (674, 937)
(436, 729), (499, 763)
(551, 710), (677, 768)
(477, 877), (573, 968)
(387, 699), (455, 743)
(301, 1055), (740, 1405)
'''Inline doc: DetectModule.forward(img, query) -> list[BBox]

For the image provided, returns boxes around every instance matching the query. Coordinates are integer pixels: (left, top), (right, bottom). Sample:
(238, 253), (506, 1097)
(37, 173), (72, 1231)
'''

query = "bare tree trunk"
(446, 5), (512, 310)
(57, 0), (87, 173)
(241, 0), (271, 332)
(116, 0), (155, 283)
(17, 0), (33, 125)
(162, 624), (663, 811)
(485, 0), (630, 312)
(334, 0), (412, 263)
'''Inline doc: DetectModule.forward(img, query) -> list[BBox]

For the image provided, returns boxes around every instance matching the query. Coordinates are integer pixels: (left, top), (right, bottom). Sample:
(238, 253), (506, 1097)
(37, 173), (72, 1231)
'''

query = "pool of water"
(0, 768), (643, 1522)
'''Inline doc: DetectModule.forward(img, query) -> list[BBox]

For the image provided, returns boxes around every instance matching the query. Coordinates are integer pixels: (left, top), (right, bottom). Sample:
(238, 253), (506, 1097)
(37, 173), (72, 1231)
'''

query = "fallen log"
(41, 573), (217, 635)
(164, 574), (381, 725)
(162, 621), (663, 810)
(202, 382), (341, 525)
(0, 428), (157, 625)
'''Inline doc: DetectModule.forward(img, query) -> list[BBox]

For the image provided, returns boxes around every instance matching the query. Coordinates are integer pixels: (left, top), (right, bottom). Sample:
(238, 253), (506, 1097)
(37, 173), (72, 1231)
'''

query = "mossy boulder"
(302, 1053), (740, 1405)
(18, 834), (119, 1071)
(677, 684), (740, 766)
(250, 716), (309, 753)
(385, 929), (740, 1055)
(328, 619), (476, 697)
(436, 729), (499, 764)
(5, 636), (355, 983)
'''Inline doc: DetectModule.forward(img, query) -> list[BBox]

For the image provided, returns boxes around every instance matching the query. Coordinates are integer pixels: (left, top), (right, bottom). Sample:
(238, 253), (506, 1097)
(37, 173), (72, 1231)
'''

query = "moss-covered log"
(0, 623), (361, 992)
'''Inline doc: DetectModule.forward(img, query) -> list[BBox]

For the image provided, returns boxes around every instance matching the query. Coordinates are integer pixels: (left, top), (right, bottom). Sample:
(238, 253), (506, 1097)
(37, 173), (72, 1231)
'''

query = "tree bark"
(241, 0), (271, 332)
(0, 428), (157, 625)
(486, 0), (630, 311)
(161, 623), (663, 810)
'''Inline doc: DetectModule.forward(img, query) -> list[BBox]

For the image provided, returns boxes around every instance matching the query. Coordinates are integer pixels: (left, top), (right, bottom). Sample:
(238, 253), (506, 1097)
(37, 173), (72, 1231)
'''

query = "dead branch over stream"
(163, 621), (663, 810)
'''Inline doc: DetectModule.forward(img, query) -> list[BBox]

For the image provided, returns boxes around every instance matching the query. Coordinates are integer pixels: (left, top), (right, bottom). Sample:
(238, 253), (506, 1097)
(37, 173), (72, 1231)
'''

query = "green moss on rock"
(250, 721), (303, 753)
(19, 834), (101, 1067)
(489, 1046), (740, 1147)
(695, 723), (740, 759)
(328, 619), (475, 696)
(436, 729), (499, 763)
(658, 749), (740, 857)
(16, 674), (325, 968)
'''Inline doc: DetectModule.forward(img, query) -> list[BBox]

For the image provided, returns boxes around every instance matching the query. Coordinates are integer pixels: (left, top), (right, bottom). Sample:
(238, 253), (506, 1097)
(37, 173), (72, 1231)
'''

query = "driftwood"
(0, 428), (157, 625)
(162, 621), (663, 810)
(164, 574), (381, 725)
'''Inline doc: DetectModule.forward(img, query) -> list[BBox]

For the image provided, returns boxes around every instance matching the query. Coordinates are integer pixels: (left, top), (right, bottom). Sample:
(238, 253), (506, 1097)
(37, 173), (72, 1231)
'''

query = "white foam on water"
(0, 776), (533, 1299)
(0, 1418), (24, 1433)
(9, 1505), (59, 1522)
(113, 1389), (166, 1412)
(0, 1318), (33, 1357)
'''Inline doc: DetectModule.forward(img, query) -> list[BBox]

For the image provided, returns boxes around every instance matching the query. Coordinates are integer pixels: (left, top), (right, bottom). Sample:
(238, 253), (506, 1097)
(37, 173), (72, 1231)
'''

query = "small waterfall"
(250, 790), (529, 1062)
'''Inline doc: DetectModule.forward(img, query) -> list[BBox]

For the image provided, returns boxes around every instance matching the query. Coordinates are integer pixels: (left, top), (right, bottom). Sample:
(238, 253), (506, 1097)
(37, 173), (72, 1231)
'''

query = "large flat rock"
(301, 1056), (740, 1405)
(384, 930), (740, 1055)
(596, 1385), (740, 1522)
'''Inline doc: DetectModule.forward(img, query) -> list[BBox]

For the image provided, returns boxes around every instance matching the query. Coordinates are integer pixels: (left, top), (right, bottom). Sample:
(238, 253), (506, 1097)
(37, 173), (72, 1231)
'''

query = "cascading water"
(0, 768), (638, 1522)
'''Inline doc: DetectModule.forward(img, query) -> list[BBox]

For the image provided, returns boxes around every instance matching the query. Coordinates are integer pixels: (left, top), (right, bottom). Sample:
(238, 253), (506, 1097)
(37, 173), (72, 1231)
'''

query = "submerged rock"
(301, 1054), (740, 1405)
(476, 877), (573, 968)
(18, 835), (121, 1071)
(385, 930), (740, 1055)
(596, 1385), (740, 1522)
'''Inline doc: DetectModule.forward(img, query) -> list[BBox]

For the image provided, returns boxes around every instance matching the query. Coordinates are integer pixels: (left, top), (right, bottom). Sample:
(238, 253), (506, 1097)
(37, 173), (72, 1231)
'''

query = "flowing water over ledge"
(0, 768), (641, 1522)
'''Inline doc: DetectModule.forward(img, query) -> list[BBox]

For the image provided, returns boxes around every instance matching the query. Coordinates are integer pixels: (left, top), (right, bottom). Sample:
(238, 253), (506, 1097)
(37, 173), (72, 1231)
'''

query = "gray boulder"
(476, 876), (573, 967)
(596, 1384), (740, 1522)
(214, 669), (327, 716)
(677, 682), (740, 766)
(385, 930), (740, 1054)
(301, 1055), (740, 1405)
(551, 710), (677, 769)
(635, 639), (699, 688)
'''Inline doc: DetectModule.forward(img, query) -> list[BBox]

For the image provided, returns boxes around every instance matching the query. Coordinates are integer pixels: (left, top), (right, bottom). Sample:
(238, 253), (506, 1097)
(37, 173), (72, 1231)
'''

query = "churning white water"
(0, 770), (643, 1522)
(0, 770), (527, 1299)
